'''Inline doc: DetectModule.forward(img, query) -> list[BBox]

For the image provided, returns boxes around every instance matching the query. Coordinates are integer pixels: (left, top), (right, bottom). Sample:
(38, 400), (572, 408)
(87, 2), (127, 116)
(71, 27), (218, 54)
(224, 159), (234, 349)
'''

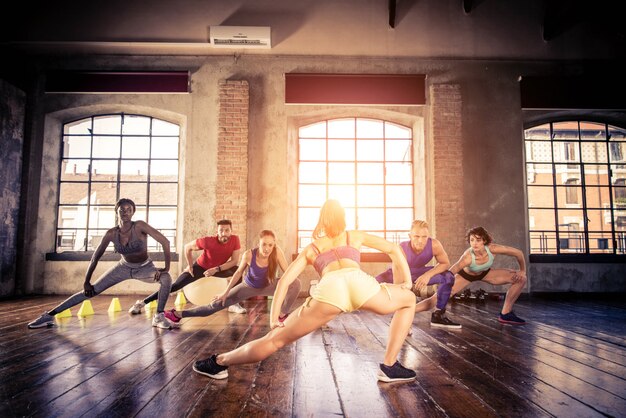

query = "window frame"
(50, 113), (180, 259)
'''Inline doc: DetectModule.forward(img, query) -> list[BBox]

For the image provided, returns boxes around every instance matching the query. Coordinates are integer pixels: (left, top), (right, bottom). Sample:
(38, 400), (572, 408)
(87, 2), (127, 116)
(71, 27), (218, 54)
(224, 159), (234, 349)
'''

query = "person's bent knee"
(442, 271), (455, 287)
(159, 272), (172, 286)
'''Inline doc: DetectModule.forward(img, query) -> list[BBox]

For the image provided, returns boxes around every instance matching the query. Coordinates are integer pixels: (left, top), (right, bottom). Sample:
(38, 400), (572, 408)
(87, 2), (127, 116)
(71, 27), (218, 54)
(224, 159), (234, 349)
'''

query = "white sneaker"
(152, 312), (172, 329)
(128, 300), (145, 315)
(228, 303), (247, 314)
(28, 312), (55, 329)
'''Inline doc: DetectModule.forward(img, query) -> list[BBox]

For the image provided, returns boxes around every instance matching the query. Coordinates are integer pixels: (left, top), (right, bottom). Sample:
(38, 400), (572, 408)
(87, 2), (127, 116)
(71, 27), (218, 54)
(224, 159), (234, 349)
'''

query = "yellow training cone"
(55, 309), (71, 319)
(108, 297), (122, 313)
(174, 291), (187, 306)
(77, 300), (95, 317)
(146, 300), (157, 310)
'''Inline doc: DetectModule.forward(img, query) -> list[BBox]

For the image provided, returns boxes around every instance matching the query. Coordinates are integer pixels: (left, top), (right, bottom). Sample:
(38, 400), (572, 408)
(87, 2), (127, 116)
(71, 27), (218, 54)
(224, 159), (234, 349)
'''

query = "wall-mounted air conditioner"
(209, 26), (271, 49)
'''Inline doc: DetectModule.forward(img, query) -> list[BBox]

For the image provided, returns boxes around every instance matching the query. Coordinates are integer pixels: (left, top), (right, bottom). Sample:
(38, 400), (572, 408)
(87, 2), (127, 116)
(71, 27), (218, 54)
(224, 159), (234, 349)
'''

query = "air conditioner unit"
(209, 26), (271, 49)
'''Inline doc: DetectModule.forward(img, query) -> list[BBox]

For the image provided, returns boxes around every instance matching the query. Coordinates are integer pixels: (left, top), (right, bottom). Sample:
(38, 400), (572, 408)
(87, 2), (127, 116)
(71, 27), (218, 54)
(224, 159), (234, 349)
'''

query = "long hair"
(466, 226), (493, 245)
(312, 200), (346, 239)
(259, 230), (278, 284)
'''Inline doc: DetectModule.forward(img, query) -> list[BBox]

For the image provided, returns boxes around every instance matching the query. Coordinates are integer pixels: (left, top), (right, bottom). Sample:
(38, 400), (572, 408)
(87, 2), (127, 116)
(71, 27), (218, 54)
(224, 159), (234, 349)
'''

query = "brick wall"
(215, 80), (249, 246)
(431, 84), (465, 260)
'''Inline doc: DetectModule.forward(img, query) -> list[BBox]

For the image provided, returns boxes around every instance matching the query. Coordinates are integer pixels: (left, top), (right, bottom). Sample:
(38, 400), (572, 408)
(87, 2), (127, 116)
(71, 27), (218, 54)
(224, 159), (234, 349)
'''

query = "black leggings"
(144, 262), (238, 303)
(458, 268), (490, 282)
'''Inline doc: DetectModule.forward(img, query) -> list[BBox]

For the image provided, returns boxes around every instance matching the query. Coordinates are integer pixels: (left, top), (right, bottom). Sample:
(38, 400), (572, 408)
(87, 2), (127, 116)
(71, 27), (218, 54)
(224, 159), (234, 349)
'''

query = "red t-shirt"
(195, 235), (241, 269)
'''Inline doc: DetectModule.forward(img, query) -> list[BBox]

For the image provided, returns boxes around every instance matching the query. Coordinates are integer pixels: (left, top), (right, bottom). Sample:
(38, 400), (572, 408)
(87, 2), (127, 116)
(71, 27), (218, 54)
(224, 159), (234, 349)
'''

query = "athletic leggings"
(377, 266), (454, 310)
(49, 259), (172, 315)
(143, 262), (238, 304)
(182, 278), (302, 318)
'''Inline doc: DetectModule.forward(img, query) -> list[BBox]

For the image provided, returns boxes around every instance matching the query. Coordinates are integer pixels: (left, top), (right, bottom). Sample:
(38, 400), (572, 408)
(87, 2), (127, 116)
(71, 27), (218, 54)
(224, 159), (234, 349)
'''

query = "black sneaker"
(377, 361), (416, 383)
(430, 309), (462, 329)
(193, 354), (228, 379)
(498, 311), (526, 325)
(475, 289), (487, 302)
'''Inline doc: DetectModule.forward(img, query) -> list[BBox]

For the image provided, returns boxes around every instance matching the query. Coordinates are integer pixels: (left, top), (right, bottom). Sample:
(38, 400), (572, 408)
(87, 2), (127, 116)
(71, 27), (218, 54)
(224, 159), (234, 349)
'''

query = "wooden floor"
(1, 293), (625, 418)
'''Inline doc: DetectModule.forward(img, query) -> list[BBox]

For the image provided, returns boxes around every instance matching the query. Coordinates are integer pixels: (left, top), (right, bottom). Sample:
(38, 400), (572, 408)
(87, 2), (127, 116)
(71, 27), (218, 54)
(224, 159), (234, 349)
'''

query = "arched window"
(525, 121), (626, 255)
(56, 114), (180, 253)
(297, 118), (414, 251)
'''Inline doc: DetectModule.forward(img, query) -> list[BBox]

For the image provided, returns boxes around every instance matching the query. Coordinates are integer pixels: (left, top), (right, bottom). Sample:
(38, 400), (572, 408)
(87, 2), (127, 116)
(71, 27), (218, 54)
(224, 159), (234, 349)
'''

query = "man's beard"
(219, 236), (229, 243)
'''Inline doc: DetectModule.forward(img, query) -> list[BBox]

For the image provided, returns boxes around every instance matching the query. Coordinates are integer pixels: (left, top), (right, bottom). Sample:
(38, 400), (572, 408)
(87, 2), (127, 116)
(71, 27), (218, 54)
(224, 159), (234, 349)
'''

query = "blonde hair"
(312, 200), (346, 239)
(411, 220), (429, 230)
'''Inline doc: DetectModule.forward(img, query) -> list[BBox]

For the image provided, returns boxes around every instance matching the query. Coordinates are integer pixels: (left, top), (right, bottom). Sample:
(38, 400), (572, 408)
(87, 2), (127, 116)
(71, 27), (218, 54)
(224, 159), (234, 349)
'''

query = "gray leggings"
(182, 278), (302, 318)
(49, 259), (172, 315)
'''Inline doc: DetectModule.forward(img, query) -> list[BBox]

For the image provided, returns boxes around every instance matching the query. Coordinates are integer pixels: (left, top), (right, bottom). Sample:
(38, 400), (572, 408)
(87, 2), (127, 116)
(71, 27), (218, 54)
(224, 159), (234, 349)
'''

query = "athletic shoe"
(498, 311), (526, 325)
(278, 313), (289, 323)
(228, 303), (247, 314)
(28, 312), (54, 329)
(475, 289), (487, 301)
(164, 309), (181, 325)
(377, 361), (416, 383)
(128, 300), (145, 315)
(193, 354), (228, 379)
(430, 309), (462, 329)
(152, 312), (172, 329)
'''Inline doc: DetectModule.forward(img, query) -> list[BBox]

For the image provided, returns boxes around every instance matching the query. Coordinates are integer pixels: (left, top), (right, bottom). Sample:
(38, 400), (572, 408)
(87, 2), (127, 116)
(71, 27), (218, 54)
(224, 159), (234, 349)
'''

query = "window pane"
(588, 231), (614, 253)
(93, 115), (122, 134)
(63, 136), (91, 158)
(298, 231), (314, 249)
(385, 208), (413, 230)
(586, 209), (611, 232)
(90, 183), (117, 205)
(328, 162), (355, 184)
(150, 183), (178, 206)
(584, 186), (610, 209)
(356, 139), (384, 161)
(524, 124), (550, 140)
(386, 140), (411, 161)
(133, 206), (147, 222)
(61, 159), (90, 181)
(609, 125), (626, 141)
(299, 121), (326, 138)
(528, 209), (556, 231)
(557, 209), (584, 230)
(525, 141), (552, 163)
(300, 139), (326, 160)
(122, 115), (150, 135)
(86, 229), (113, 251)
(153, 119), (180, 136)
(579, 122), (606, 141)
(119, 183), (147, 205)
(151, 137), (179, 158)
(526, 163), (553, 185)
(385, 122), (411, 139)
(527, 186), (554, 208)
(328, 119), (355, 138)
(386, 162), (412, 184)
(556, 186), (581, 206)
(59, 183), (88, 205)
(613, 186), (626, 204)
(88, 207), (115, 229)
(56, 228), (85, 251)
(584, 165), (609, 185)
(558, 230), (585, 253)
(328, 185), (355, 208)
(609, 143), (626, 163)
(356, 119), (383, 138)
(57, 205), (88, 229)
(152, 160), (179, 182)
(554, 165), (581, 185)
(344, 208), (356, 230)
(386, 185), (413, 207)
(122, 136), (150, 158)
(299, 208), (319, 230)
(529, 231), (557, 254)
(553, 142), (579, 163)
(92, 160), (119, 181)
(299, 185), (326, 207)
(552, 121), (579, 140)
(299, 162), (326, 183)
(120, 160), (148, 181)
(328, 139), (355, 160)
(357, 162), (384, 184)
(358, 208), (384, 230)
(581, 142), (607, 163)
(64, 119), (91, 135)
(148, 207), (177, 229)
(357, 185), (384, 207)
(92, 136), (121, 158)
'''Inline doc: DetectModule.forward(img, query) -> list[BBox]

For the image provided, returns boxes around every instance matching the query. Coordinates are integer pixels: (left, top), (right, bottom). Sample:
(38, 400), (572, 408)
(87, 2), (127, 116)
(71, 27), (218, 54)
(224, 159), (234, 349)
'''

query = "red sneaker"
(164, 308), (181, 325)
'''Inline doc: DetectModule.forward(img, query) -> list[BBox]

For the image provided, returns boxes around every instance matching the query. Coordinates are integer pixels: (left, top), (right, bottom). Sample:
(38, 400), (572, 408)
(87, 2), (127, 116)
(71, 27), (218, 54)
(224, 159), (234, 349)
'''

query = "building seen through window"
(525, 121), (626, 255)
(57, 114), (180, 253)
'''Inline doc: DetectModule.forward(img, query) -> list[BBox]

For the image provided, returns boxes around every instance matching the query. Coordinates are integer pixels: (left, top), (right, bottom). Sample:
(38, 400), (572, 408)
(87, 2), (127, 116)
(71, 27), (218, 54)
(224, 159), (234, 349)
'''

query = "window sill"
(529, 254), (625, 263)
(46, 252), (179, 262)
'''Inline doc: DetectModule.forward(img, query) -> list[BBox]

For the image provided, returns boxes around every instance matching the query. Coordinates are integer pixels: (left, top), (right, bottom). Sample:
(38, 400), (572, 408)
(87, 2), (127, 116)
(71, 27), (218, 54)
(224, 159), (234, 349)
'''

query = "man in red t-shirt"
(130, 219), (244, 314)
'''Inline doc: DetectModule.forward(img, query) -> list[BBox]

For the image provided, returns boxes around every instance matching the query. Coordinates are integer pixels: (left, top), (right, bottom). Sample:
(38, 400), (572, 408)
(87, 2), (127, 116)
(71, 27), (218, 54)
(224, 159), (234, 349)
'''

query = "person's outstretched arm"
(269, 248), (310, 328)
(414, 238), (451, 290)
(138, 220), (171, 280)
(83, 229), (114, 296)
(359, 231), (412, 289)
(215, 250), (250, 305)
(490, 244), (527, 282)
